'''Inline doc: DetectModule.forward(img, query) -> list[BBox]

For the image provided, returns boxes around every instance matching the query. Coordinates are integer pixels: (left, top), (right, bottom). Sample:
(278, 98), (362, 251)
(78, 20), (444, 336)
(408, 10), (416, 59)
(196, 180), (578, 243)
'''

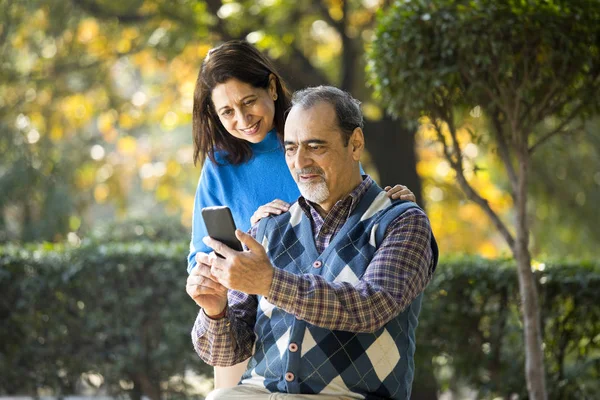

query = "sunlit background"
(2, 1), (598, 258)
(1, 0), (599, 398)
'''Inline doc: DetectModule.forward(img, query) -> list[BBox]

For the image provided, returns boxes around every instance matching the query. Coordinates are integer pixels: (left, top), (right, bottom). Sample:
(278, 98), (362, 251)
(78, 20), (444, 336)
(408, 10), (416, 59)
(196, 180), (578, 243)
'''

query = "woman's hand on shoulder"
(384, 184), (416, 202)
(250, 199), (291, 226)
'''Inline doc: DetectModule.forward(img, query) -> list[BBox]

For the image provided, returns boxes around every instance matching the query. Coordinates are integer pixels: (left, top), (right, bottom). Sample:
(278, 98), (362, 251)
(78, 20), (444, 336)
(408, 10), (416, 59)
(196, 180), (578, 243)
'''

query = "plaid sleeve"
(267, 208), (435, 333)
(191, 289), (258, 367)
(191, 222), (264, 366)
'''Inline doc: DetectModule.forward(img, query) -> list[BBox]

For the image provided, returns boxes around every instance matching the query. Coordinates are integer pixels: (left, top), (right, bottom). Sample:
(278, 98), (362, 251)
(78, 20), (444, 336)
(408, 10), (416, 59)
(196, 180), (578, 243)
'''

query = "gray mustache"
(295, 168), (325, 178)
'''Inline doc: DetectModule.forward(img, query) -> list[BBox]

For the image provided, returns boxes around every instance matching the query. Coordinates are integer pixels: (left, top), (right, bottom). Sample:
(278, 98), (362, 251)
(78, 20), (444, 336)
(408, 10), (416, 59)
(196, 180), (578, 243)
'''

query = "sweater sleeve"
(266, 209), (435, 332)
(187, 161), (222, 273)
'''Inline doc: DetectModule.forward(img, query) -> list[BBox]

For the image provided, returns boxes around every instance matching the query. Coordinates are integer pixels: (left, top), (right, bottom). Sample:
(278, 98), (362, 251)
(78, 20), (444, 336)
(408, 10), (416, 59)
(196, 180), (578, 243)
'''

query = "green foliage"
(368, 0), (600, 122)
(417, 256), (600, 399)
(528, 117), (600, 258)
(1, 247), (598, 398)
(89, 214), (191, 243)
(0, 241), (211, 398)
(367, 0), (600, 258)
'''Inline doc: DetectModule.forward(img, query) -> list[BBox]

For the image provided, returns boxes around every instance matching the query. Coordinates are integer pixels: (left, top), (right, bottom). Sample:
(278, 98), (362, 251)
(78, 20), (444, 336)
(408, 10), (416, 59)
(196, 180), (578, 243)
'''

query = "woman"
(187, 40), (415, 387)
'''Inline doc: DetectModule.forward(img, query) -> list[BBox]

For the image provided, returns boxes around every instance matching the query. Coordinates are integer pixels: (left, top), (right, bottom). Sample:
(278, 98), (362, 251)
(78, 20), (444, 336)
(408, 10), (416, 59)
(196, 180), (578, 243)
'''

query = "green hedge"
(1, 245), (599, 399)
(415, 256), (600, 400)
(0, 241), (211, 399)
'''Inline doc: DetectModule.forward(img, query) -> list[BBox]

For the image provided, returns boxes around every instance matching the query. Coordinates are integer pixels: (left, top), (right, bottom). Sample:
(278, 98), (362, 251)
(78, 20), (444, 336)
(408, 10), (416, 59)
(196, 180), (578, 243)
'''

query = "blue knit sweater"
(187, 129), (300, 272)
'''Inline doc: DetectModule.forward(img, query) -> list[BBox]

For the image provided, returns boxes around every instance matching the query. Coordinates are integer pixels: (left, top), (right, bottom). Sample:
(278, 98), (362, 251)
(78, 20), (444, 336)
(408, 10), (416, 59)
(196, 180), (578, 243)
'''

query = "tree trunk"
(514, 151), (547, 400)
(411, 357), (439, 400)
(134, 373), (162, 400)
(364, 115), (424, 206)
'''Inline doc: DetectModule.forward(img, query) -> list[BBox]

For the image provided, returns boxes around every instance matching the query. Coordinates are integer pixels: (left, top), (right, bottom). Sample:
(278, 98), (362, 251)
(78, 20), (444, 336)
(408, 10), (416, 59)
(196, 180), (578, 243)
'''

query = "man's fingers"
(235, 229), (262, 253)
(202, 236), (237, 257)
(187, 283), (221, 298)
(188, 275), (222, 290)
(195, 252), (212, 267)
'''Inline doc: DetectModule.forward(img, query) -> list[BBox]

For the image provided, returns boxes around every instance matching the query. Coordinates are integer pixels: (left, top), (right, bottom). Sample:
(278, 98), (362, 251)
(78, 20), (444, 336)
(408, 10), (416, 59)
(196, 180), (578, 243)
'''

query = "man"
(187, 86), (438, 400)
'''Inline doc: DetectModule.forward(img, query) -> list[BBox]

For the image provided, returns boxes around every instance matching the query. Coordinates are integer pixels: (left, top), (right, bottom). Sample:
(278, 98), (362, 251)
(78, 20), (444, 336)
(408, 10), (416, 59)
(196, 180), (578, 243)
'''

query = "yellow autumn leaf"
(32, 9), (49, 30)
(77, 19), (99, 44)
(88, 39), (108, 58)
(117, 38), (131, 53)
(156, 184), (170, 201)
(362, 102), (383, 121)
(50, 125), (64, 142)
(29, 112), (46, 132)
(102, 128), (118, 143)
(478, 241), (499, 258)
(137, 154), (152, 167)
(142, 179), (157, 191)
(61, 94), (93, 125)
(179, 80), (195, 97)
(119, 113), (136, 130)
(75, 165), (96, 189)
(11, 34), (25, 49)
(197, 43), (211, 58)
(117, 136), (137, 155)
(329, 3), (344, 21)
(97, 111), (117, 134)
(167, 160), (182, 177)
(122, 27), (139, 41)
(37, 89), (52, 106)
(94, 184), (110, 203)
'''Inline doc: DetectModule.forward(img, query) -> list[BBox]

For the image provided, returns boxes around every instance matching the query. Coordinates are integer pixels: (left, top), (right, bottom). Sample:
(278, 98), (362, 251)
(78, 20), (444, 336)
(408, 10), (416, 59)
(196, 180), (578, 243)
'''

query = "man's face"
(284, 102), (364, 212)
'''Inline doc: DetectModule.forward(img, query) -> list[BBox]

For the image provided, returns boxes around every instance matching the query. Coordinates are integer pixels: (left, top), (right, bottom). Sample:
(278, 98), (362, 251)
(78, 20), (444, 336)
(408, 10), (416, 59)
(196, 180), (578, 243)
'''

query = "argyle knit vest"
(240, 183), (427, 400)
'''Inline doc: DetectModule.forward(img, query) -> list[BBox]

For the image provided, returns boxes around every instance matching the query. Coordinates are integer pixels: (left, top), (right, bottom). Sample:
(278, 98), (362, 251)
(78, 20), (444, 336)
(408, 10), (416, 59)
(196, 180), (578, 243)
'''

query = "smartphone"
(201, 206), (243, 256)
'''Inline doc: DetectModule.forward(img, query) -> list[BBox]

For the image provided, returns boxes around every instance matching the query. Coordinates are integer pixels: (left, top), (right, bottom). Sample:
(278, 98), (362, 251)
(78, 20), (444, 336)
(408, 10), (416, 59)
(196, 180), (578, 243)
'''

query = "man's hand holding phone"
(202, 229), (274, 298)
(200, 206), (274, 297)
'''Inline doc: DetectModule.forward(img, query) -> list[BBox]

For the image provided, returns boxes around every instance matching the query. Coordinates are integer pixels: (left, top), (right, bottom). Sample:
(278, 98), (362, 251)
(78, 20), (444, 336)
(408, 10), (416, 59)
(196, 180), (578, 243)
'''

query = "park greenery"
(1, 239), (599, 399)
(368, 0), (600, 398)
(1, 0), (599, 399)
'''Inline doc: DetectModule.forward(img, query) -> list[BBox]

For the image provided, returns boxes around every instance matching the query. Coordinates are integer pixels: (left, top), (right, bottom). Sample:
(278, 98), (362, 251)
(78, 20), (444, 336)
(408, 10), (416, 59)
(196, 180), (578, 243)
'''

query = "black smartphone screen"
(201, 206), (243, 256)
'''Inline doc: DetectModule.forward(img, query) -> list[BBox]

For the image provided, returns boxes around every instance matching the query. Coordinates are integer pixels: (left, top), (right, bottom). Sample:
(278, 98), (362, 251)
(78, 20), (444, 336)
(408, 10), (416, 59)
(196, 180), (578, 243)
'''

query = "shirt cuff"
(198, 308), (232, 336)
(266, 268), (301, 315)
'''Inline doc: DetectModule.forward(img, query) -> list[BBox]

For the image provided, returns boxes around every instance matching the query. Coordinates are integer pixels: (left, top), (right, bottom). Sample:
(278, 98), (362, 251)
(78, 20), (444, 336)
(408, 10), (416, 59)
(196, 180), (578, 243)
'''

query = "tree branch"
(527, 79), (599, 154)
(203, 0), (330, 89)
(490, 111), (518, 195)
(273, 49), (330, 89)
(74, 0), (155, 23)
(314, 0), (344, 34)
(204, 0), (234, 40)
(432, 115), (516, 253)
(528, 123), (584, 155)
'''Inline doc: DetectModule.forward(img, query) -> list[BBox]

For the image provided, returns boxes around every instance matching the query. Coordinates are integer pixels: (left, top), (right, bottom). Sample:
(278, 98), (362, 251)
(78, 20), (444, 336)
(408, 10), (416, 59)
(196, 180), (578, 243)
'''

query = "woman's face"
(211, 77), (277, 143)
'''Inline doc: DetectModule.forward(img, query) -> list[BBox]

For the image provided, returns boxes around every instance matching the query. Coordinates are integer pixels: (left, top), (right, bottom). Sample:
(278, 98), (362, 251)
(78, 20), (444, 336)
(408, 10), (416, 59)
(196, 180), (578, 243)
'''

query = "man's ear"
(350, 127), (365, 161)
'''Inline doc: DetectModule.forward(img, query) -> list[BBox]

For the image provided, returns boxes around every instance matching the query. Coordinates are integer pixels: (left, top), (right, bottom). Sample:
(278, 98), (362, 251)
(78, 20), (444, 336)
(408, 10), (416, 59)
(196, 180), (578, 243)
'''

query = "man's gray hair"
(290, 86), (363, 146)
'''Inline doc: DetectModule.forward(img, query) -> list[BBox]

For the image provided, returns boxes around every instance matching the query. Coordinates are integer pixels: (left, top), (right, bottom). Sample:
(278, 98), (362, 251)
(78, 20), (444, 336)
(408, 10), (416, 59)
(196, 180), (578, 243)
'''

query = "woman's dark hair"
(192, 40), (291, 165)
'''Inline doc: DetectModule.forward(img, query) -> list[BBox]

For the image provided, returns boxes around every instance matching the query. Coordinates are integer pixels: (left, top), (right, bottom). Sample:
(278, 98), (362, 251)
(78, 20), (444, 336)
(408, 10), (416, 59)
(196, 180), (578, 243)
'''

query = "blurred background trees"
(2, 0), (598, 258)
(1, 0), (599, 398)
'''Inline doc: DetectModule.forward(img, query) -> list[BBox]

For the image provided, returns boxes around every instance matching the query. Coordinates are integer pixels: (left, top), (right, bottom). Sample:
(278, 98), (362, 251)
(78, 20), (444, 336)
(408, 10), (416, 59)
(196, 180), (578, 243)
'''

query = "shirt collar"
(298, 175), (374, 219)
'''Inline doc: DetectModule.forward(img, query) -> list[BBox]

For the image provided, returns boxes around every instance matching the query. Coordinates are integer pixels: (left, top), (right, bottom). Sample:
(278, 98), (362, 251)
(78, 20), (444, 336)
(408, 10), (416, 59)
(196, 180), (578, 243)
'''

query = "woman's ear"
(268, 74), (278, 99)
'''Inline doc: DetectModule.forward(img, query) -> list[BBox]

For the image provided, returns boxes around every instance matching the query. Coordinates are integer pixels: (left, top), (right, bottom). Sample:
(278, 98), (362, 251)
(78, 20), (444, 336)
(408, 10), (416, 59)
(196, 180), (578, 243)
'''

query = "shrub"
(1, 245), (598, 399)
(0, 242), (211, 399)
